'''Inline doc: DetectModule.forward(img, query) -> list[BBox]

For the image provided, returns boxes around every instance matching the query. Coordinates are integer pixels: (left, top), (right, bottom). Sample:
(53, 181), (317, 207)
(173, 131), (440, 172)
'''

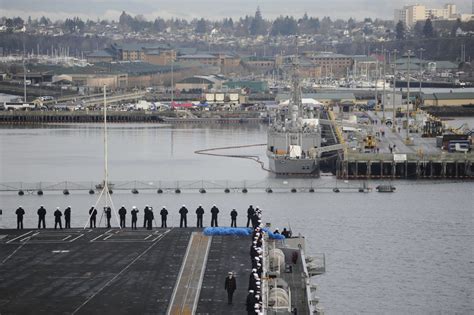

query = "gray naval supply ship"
(266, 56), (323, 176)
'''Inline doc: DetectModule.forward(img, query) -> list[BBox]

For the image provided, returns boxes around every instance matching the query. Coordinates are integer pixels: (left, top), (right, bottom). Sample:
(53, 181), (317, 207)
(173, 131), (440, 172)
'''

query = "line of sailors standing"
(247, 206), (264, 315)
(13, 204), (242, 230)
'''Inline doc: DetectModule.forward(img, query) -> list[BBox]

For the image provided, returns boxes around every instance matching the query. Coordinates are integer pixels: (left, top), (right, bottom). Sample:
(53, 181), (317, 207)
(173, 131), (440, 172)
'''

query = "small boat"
(376, 185), (396, 192)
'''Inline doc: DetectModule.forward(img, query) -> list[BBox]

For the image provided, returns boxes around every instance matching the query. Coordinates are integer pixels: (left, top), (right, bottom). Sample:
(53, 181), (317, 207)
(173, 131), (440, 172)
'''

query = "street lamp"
(392, 49), (398, 132)
(418, 48), (425, 108)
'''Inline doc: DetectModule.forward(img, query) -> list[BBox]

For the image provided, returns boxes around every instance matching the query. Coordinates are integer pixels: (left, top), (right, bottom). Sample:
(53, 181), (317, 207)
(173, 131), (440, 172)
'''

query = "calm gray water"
(0, 123), (473, 314)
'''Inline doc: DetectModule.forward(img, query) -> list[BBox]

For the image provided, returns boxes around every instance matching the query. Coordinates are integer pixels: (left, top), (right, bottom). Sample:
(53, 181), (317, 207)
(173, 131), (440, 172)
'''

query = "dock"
(0, 111), (266, 125)
(334, 110), (474, 180)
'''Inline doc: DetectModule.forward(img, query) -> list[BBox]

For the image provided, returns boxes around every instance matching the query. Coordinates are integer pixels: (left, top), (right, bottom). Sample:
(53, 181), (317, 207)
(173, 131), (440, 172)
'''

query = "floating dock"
(0, 179), (372, 195)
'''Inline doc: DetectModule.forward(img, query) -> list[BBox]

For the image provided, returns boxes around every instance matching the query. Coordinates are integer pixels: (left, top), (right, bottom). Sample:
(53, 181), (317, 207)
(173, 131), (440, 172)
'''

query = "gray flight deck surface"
(0, 228), (252, 314)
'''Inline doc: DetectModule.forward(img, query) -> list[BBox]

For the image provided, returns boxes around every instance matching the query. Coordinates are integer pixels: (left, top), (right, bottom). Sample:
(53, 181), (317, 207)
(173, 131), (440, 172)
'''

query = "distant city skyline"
(1, 0), (471, 21)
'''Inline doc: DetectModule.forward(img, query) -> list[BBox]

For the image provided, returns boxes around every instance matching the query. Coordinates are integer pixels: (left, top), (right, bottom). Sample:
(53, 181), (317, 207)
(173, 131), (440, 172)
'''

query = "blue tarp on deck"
(203, 227), (285, 239)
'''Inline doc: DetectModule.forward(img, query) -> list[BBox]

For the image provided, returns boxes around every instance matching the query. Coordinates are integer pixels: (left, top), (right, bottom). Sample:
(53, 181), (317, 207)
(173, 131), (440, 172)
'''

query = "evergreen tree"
(223, 17), (234, 30)
(320, 16), (332, 35)
(451, 18), (462, 37)
(195, 18), (207, 34)
(250, 7), (266, 35)
(347, 17), (356, 30)
(119, 11), (133, 27)
(413, 21), (424, 37)
(423, 18), (434, 37)
(270, 16), (298, 36)
(12, 17), (24, 28)
(153, 18), (166, 32)
(39, 16), (50, 26)
(395, 21), (405, 40)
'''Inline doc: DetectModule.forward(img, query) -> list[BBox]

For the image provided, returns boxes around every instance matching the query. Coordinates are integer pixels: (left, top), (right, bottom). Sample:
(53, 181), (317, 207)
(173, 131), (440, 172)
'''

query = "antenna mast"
(84, 85), (120, 229)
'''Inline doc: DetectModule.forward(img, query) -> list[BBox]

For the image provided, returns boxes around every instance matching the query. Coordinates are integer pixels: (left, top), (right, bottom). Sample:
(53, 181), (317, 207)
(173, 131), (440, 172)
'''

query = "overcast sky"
(1, 0), (471, 21)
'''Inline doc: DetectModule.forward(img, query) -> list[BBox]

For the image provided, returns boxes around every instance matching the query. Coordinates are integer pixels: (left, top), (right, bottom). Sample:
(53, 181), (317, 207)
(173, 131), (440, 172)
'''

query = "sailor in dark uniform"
(143, 205), (150, 228)
(246, 290), (257, 315)
(131, 206), (139, 229)
(251, 207), (260, 229)
(89, 206), (97, 228)
(160, 206), (168, 228)
(281, 228), (290, 238)
(230, 209), (238, 227)
(246, 205), (255, 227)
(37, 205), (46, 229)
(224, 271), (237, 305)
(146, 207), (154, 230)
(64, 206), (71, 228)
(16, 206), (25, 230)
(195, 205), (204, 228)
(118, 205), (127, 228)
(54, 207), (63, 229)
(179, 205), (188, 228)
(105, 207), (112, 228)
(210, 204), (219, 227)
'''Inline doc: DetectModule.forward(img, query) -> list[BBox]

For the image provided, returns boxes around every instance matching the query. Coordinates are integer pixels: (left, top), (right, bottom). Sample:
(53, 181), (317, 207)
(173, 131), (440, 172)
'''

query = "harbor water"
(0, 123), (473, 314)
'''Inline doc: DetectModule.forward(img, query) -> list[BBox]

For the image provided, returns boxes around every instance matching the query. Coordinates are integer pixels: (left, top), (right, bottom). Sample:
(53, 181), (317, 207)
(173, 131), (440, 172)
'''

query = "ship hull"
(267, 152), (320, 176)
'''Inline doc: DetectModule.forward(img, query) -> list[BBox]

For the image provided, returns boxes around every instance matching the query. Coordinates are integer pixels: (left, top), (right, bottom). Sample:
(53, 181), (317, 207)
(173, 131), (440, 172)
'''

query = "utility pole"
(418, 48), (425, 108)
(392, 49), (398, 132)
(406, 50), (411, 144)
(382, 47), (386, 123)
(23, 40), (27, 103)
(23, 60), (27, 103)
(374, 48), (379, 113)
(170, 56), (174, 104)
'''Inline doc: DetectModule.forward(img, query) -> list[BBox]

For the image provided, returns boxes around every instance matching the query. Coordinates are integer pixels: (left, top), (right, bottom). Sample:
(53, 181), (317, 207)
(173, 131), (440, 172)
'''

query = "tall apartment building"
(394, 3), (457, 27)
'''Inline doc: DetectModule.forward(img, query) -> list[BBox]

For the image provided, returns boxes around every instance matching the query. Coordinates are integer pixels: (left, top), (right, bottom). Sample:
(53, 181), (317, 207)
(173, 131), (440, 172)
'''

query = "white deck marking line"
(6, 231), (33, 244)
(2, 233), (37, 264)
(192, 235), (212, 314)
(20, 232), (39, 242)
(144, 234), (152, 240)
(103, 234), (113, 240)
(71, 229), (171, 315)
(166, 231), (194, 315)
(69, 234), (84, 242)
(62, 235), (71, 241)
(89, 232), (108, 242)
(181, 235), (202, 309)
(87, 239), (157, 243)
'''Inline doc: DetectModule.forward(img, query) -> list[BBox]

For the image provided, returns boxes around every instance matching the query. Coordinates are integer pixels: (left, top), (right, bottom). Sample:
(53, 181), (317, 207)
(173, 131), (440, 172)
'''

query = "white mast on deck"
(84, 85), (120, 229)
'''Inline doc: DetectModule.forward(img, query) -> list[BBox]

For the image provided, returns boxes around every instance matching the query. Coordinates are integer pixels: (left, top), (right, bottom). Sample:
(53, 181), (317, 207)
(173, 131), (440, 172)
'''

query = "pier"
(333, 109), (474, 180)
(337, 153), (473, 179)
(0, 111), (165, 124)
(0, 111), (267, 125)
